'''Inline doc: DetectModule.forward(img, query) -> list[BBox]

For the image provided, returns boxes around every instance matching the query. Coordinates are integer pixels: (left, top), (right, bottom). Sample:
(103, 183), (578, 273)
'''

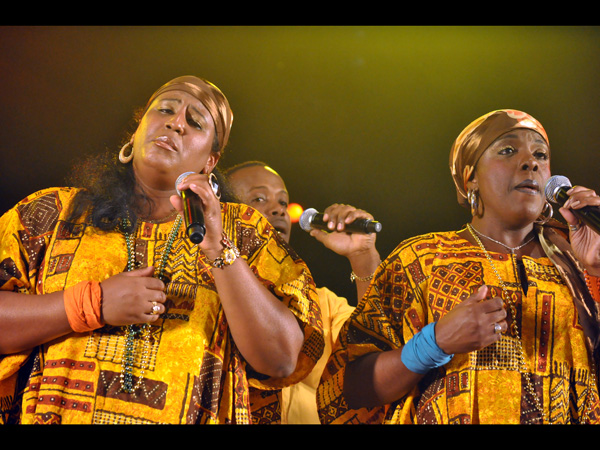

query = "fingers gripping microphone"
(299, 208), (382, 234)
(544, 175), (600, 235)
(176, 172), (205, 244)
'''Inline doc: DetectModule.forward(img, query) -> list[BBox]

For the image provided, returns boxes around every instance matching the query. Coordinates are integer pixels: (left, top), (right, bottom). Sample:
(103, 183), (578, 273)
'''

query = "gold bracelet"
(350, 261), (381, 283)
(205, 233), (240, 269)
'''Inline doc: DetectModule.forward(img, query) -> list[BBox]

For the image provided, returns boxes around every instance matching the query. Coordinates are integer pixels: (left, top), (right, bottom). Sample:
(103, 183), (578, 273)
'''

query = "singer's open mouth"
(270, 220), (289, 238)
(273, 225), (288, 235)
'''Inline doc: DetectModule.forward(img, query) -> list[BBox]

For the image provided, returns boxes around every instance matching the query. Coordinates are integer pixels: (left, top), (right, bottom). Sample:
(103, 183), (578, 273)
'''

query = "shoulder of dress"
(221, 201), (274, 231)
(0, 187), (82, 237)
(389, 230), (458, 254)
(221, 201), (254, 219)
(15, 187), (81, 207)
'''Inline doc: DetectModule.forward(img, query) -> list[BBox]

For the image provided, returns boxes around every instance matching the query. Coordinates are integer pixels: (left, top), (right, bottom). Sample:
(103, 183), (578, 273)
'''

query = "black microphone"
(299, 208), (382, 234)
(544, 175), (600, 235)
(176, 171), (205, 244)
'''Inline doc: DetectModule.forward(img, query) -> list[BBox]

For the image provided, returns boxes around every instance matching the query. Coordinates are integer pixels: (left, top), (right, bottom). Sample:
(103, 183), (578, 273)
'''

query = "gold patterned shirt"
(317, 229), (600, 424)
(0, 187), (324, 424)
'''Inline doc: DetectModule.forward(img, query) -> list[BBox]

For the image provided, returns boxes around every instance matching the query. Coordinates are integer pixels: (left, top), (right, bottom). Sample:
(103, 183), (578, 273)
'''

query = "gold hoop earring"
(468, 188), (480, 217)
(535, 201), (553, 225)
(119, 141), (134, 164)
(209, 172), (221, 199)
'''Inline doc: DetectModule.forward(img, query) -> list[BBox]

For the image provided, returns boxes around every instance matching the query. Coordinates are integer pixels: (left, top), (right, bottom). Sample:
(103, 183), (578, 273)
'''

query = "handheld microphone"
(299, 208), (382, 234)
(176, 171), (205, 244)
(544, 175), (600, 235)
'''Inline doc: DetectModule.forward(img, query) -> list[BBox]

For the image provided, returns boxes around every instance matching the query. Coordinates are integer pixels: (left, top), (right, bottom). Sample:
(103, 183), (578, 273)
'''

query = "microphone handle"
(311, 213), (382, 234)
(555, 187), (600, 234)
(181, 189), (206, 244)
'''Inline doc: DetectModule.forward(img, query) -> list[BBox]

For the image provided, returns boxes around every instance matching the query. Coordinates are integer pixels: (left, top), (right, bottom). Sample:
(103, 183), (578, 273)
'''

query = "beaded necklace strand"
(119, 214), (182, 394)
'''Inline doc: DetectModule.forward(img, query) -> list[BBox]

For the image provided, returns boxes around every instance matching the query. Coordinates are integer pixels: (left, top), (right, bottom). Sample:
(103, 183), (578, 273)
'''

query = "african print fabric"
(317, 229), (600, 424)
(281, 287), (353, 424)
(0, 187), (323, 424)
(249, 286), (353, 424)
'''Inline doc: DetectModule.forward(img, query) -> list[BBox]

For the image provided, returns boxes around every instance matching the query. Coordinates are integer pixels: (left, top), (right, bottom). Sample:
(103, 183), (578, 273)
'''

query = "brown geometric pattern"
(249, 388), (282, 424)
(85, 325), (161, 373)
(0, 258), (22, 291)
(160, 227), (203, 317)
(317, 229), (600, 424)
(0, 189), (322, 424)
(92, 409), (161, 424)
(196, 350), (223, 419)
(414, 374), (447, 424)
(428, 260), (483, 321)
(16, 190), (62, 237)
(3, 192), (64, 289)
(522, 257), (564, 285)
(32, 412), (62, 424)
(96, 369), (168, 409)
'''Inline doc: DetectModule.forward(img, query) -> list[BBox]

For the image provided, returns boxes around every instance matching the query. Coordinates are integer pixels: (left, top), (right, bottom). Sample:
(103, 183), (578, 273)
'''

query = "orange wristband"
(63, 281), (104, 332)
(584, 270), (600, 303)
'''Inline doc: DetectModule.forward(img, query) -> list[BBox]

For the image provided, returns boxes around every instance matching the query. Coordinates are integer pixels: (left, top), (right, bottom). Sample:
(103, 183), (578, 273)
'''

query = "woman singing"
(0, 76), (323, 424)
(317, 109), (600, 424)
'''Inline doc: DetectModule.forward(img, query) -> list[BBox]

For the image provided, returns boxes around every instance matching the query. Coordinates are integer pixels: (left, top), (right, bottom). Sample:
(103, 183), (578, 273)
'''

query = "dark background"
(2, 26), (599, 305)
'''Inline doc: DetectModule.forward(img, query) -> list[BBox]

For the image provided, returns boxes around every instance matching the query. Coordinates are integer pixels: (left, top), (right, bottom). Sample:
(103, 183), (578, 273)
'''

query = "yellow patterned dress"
(317, 229), (600, 424)
(0, 187), (324, 424)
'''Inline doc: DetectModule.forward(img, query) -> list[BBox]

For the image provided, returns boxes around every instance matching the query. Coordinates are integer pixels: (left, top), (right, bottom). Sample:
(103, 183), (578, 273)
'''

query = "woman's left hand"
(170, 172), (223, 257)
(560, 185), (600, 276)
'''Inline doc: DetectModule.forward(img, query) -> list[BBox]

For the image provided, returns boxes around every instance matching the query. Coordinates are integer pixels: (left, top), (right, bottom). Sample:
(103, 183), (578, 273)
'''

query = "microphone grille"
(298, 208), (318, 232)
(544, 175), (572, 202)
(175, 172), (197, 196)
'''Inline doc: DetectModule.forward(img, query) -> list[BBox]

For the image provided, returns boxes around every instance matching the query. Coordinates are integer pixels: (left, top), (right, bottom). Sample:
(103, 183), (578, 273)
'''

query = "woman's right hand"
(560, 185), (600, 276)
(171, 172), (224, 260)
(100, 266), (167, 326)
(309, 203), (377, 257)
(434, 285), (507, 355)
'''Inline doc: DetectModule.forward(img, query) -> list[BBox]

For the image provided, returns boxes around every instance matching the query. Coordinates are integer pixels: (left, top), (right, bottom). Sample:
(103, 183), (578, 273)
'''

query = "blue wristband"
(400, 322), (453, 374)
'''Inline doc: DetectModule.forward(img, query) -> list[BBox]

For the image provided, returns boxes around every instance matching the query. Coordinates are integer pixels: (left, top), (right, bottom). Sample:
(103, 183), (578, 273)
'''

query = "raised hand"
(171, 172), (224, 258)
(560, 185), (600, 276)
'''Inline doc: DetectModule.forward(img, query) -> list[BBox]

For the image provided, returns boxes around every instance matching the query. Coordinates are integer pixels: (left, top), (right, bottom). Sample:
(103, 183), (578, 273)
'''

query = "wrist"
(64, 281), (104, 333)
(400, 322), (453, 374)
(348, 249), (381, 282)
(199, 231), (227, 260)
(347, 246), (380, 265)
(203, 233), (240, 269)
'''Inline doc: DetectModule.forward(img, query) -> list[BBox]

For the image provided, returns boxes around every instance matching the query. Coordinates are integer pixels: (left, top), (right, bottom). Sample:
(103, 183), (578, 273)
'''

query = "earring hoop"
(119, 140), (134, 164)
(535, 201), (553, 225)
(468, 188), (480, 217)
(209, 172), (221, 199)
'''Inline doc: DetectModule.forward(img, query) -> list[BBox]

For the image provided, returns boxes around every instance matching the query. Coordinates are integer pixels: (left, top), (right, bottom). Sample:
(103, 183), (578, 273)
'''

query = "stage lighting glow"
(287, 203), (303, 223)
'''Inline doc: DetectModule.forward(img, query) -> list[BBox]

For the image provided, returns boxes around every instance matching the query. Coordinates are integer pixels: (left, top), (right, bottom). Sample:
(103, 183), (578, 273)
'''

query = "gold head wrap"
(144, 75), (233, 153)
(449, 109), (549, 206)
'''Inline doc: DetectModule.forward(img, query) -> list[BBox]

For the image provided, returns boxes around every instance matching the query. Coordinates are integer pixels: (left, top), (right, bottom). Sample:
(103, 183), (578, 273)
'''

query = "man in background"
(226, 161), (380, 423)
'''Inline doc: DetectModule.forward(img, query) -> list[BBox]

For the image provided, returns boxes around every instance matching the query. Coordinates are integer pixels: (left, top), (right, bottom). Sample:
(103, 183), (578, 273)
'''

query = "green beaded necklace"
(120, 214), (182, 394)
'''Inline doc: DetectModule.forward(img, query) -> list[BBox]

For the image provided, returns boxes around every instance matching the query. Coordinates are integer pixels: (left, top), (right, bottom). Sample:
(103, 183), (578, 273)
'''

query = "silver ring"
(494, 323), (502, 334)
(151, 302), (160, 315)
(569, 223), (581, 232)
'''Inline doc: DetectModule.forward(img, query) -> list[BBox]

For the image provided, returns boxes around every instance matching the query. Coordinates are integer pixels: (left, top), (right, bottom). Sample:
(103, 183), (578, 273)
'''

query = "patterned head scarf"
(144, 75), (233, 153)
(449, 109), (549, 206)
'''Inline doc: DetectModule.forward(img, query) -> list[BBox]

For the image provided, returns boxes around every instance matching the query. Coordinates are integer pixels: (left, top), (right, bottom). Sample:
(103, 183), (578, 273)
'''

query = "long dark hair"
(65, 146), (141, 233)
(64, 138), (235, 234)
